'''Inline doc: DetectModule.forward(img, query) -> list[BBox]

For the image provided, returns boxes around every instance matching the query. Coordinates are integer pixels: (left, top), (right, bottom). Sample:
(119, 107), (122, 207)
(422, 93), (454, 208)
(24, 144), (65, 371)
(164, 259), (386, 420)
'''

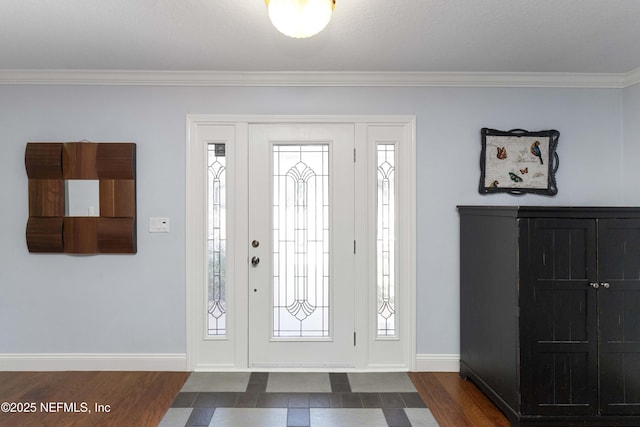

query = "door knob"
(251, 256), (260, 266)
(601, 282), (610, 289)
(590, 282), (599, 289)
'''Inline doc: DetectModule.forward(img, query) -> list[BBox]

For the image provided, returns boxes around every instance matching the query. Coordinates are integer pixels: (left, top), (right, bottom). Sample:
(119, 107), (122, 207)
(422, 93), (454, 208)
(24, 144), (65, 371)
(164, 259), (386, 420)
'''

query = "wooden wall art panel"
(96, 143), (136, 179)
(100, 180), (135, 217)
(28, 179), (64, 217)
(63, 143), (98, 179)
(25, 141), (136, 254)
(97, 218), (136, 253)
(63, 217), (99, 254)
(25, 143), (63, 179)
(25, 217), (64, 252)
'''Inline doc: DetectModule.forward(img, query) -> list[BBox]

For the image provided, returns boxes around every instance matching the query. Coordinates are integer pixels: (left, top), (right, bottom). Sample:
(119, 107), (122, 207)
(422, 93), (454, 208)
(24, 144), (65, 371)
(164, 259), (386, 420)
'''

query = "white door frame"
(186, 115), (416, 371)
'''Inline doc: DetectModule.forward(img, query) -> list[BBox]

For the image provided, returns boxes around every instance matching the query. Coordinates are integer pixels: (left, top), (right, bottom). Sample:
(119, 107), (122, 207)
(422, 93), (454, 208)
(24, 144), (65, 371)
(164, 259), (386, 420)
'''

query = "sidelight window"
(377, 144), (396, 337)
(207, 143), (227, 336)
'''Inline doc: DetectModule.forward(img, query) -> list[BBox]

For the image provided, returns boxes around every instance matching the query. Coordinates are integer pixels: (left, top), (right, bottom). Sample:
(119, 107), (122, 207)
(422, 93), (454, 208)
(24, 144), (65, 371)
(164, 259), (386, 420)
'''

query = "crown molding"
(0, 69), (633, 88)
(625, 67), (640, 88)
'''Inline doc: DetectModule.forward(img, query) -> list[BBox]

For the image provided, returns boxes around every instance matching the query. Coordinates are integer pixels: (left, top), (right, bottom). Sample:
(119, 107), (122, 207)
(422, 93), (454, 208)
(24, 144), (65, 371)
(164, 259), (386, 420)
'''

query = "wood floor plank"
(436, 372), (510, 427)
(409, 372), (510, 427)
(409, 371), (473, 427)
(0, 371), (189, 427)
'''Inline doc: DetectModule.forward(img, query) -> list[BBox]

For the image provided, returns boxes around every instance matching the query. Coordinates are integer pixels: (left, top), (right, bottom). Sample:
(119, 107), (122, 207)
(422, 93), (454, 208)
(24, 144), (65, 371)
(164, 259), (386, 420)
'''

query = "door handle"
(589, 282), (599, 289)
(251, 256), (260, 266)
(601, 282), (610, 289)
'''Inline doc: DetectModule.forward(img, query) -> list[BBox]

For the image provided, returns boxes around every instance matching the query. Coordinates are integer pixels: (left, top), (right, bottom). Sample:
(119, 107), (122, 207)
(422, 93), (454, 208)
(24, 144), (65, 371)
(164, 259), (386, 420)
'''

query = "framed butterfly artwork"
(479, 128), (560, 196)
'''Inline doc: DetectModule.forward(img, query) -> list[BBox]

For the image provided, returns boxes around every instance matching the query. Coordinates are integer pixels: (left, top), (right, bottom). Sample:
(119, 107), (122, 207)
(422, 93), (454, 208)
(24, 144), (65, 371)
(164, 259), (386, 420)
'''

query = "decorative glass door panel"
(248, 124), (355, 368)
(377, 144), (396, 337)
(207, 143), (227, 336)
(273, 145), (329, 338)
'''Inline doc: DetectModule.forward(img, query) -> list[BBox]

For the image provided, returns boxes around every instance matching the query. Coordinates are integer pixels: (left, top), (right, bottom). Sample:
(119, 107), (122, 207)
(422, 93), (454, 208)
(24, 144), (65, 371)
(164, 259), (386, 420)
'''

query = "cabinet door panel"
(524, 219), (598, 415)
(535, 352), (590, 405)
(598, 219), (640, 414)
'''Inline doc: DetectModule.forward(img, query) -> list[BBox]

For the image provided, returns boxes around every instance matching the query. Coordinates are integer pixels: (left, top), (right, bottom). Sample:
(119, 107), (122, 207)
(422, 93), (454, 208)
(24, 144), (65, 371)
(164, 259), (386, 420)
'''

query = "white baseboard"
(0, 353), (456, 372)
(415, 354), (460, 372)
(0, 353), (188, 371)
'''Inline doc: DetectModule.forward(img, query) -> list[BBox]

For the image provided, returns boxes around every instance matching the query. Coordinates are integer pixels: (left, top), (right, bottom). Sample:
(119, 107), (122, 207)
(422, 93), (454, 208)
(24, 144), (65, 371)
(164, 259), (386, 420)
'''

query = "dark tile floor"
(159, 372), (439, 427)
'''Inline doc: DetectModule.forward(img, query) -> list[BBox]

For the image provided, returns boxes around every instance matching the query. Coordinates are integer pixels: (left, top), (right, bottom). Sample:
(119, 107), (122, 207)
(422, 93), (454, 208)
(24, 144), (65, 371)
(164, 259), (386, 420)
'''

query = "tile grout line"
(163, 372), (437, 427)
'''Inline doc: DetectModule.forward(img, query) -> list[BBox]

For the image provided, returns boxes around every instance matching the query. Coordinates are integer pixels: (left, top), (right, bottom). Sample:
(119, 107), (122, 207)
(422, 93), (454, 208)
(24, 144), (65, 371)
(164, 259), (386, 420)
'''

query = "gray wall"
(624, 83), (640, 204)
(0, 84), (628, 356)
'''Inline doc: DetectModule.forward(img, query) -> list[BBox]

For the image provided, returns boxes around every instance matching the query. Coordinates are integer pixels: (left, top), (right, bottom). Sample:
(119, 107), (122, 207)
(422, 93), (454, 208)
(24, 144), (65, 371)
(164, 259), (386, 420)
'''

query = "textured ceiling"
(1, 0), (639, 74)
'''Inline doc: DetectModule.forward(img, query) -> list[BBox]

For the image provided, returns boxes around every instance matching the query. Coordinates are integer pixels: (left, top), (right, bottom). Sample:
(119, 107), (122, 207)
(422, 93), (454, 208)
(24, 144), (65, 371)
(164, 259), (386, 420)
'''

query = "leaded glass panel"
(207, 143), (227, 336)
(377, 144), (396, 336)
(273, 144), (330, 337)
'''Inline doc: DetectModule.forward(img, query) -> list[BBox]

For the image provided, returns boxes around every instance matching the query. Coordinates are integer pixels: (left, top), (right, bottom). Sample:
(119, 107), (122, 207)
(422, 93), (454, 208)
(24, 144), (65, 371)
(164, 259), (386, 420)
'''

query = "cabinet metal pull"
(601, 282), (610, 289)
(590, 282), (600, 289)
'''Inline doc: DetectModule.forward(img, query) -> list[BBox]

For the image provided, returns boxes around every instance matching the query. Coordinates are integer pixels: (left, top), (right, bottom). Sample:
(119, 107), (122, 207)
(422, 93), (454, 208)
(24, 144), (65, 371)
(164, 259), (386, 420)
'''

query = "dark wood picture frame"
(479, 128), (560, 196)
(25, 142), (136, 254)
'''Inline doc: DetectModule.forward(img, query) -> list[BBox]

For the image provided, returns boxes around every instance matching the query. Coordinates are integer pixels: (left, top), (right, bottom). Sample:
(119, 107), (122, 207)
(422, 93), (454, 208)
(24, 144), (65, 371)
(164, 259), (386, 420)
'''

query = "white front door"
(187, 115), (416, 372)
(247, 124), (356, 368)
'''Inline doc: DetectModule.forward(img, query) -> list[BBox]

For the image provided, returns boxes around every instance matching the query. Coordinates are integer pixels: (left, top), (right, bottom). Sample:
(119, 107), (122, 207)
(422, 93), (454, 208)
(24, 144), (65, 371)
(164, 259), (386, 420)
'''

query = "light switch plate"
(149, 217), (170, 233)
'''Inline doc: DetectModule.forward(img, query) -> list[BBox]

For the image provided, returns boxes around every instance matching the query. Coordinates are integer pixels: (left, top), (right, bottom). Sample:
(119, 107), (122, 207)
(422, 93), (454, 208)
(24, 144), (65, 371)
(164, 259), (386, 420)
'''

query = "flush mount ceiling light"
(265, 0), (336, 39)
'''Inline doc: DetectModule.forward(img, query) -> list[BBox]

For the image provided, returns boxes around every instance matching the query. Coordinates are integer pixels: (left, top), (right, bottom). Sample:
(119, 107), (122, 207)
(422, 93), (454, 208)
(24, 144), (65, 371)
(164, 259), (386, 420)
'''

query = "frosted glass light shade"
(266, 0), (335, 39)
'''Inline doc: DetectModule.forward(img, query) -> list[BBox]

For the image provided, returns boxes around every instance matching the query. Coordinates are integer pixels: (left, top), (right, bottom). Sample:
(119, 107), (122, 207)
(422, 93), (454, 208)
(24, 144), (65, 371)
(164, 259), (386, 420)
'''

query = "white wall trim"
(0, 353), (187, 371)
(415, 354), (460, 372)
(0, 69), (634, 88)
(625, 67), (640, 88)
(0, 352), (456, 372)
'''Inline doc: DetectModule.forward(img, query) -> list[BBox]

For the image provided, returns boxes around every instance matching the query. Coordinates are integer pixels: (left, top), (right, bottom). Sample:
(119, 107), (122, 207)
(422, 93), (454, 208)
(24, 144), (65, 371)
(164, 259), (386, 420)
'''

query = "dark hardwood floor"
(0, 371), (189, 427)
(0, 371), (508, 426)
(409, 372), (510, 427)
